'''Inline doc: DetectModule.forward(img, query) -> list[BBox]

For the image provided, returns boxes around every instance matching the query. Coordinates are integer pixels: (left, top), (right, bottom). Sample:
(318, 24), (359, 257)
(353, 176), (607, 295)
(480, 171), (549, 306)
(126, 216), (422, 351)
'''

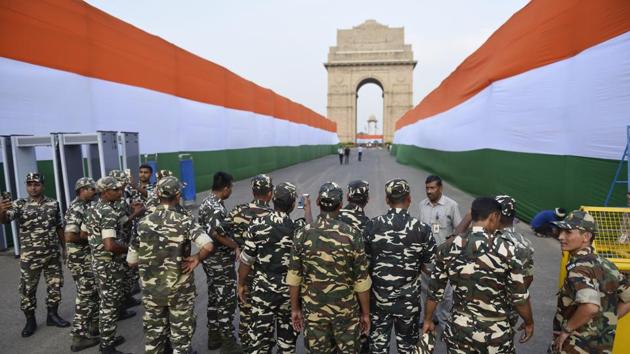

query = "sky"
(86, 0), (529, 135)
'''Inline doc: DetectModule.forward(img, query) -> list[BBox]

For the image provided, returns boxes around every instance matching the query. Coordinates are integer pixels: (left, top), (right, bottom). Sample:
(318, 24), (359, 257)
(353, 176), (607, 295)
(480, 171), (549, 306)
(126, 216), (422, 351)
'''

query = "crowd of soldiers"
(1, 165), (630, 354)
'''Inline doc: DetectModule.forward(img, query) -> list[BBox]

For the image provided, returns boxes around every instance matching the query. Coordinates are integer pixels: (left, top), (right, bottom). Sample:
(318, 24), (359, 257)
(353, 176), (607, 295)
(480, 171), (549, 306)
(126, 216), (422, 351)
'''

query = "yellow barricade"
(558, 206), (630, 353)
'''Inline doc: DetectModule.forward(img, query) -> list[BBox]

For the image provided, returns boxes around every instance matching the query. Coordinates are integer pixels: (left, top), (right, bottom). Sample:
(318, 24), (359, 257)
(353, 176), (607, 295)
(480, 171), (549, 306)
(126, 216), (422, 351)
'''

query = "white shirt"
(418, 194), (462, 245)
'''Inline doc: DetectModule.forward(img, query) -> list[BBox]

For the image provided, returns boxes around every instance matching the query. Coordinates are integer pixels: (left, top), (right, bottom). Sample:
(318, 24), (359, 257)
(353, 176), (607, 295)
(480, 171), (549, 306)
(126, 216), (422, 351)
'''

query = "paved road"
(0, 148), (560, 353)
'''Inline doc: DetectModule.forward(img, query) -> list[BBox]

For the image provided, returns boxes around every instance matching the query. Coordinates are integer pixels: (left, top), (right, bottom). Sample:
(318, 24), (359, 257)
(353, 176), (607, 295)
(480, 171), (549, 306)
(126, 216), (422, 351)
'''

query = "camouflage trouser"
(19, 252), (63, 312)
(143, 293), (196, 354)
(304, 314), (360, 353)
(547, 335), (611, 354)
(67, 245), (98, 337)
(94, 258), (125, 347)
(239, 270), (254, 350)
(420, 271), (452, 325)
(248, 276), (297, 353)
(202, 251), (237, 336)
(370, 305), (420, 353)
(443, 313), (515, 354)
(120, 257), (137, 299)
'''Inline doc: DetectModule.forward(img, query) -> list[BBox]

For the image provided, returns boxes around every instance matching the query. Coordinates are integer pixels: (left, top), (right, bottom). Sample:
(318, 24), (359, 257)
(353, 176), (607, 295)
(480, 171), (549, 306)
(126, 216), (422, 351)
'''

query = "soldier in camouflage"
(84, 176), (132, 354)
(225, 174), (273, 351)
(494, 195), (535, 328)
(198, 171), (242, 353)
(287, 182), (372, 353)
(364, 178), (436, 353)
(144, 169), (174, 212)
(64, 177), (100, 351)
(549, 210), (630, 354)
(128, 176), (215, 354)
(108, 170), (144, 314)
(237, 182), (306, 353)
(0, 172), (70, 337)
(338, 180), (371, 353)
(338, 180), (370, 233)
(423, 197), (535, 353)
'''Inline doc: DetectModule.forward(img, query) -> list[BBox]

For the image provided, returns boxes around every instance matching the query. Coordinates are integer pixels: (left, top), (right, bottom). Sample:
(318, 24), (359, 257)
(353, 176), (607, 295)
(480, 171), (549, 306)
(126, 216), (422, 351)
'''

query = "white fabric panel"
(0, 57), (338, 156)
(394, 31), (630, 161)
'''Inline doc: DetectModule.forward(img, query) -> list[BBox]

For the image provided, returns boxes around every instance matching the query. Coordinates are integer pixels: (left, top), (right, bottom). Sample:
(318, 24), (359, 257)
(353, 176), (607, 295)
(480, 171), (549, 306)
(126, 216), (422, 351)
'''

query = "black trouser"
(338, 154), (343, 165)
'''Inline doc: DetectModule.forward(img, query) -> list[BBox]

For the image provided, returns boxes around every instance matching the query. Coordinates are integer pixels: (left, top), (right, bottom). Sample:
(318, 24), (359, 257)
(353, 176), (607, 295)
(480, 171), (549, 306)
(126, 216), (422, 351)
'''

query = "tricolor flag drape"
(393, 0), (630, 220)
(0, 0), (338, 192)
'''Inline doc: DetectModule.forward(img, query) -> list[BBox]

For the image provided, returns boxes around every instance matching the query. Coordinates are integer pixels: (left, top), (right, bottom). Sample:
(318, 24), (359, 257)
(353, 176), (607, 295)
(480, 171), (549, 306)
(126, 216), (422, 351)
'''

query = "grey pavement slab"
(0, 148), (560, 353)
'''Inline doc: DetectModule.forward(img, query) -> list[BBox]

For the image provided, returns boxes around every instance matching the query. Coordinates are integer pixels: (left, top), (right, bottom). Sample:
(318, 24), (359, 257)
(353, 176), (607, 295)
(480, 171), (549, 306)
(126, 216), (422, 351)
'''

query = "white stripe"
(394, 31), (630, 161)
(0, 58), (338, 156)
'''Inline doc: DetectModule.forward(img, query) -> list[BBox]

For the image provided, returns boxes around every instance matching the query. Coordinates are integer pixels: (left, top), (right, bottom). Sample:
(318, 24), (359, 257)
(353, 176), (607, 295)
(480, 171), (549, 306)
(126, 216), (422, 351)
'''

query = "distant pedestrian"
(531, 208), (566, 238)
(358, 145), (363, 161)
(344, 147), (351, 164)
(338, 147), (344, 165)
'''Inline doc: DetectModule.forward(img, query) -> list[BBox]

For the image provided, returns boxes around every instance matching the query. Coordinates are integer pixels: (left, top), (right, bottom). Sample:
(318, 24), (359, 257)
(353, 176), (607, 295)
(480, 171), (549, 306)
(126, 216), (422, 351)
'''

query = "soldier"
(423, 197), (534, 353)
(84, 176), (132, 354)
(338, 180), (370, 233)
(494, 195), (535, 328)
(287, 182), (372, 353)
(144, 169), (174, 213)
(136, 164), (155, 201)
(549, 210), (630, 354)
(128, 176), (215, 354)
(108, 170), (144, 312)
(364, 179), (436, 353)
(237, 182), (306, 353)
(64, 177), (100, 351)
(225, 174), (273, 351)
(0, 172), (69, 337)
(198, 171), (241, 352)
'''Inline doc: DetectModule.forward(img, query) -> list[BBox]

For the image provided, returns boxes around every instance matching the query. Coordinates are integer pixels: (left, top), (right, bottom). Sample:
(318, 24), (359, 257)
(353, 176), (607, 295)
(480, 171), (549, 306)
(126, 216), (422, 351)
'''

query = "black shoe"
(21, 311), (37, 337)
(46, 305), (70, 327)
(117, 309), (136, 321)
(122, 296), (141, 309)
(71, 335), (100, 352)
(129, 282), (141, 296)
(112, 336), (125, 347)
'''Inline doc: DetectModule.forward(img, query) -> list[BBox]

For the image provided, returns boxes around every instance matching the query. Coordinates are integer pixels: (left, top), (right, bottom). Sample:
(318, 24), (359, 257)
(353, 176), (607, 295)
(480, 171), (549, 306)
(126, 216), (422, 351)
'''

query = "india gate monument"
(325, 20), (417, 143)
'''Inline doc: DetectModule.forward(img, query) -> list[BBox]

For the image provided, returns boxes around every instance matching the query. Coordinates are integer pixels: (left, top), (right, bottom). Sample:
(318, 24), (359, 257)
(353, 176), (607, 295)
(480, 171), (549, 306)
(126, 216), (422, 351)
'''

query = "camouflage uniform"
(64, 177), (99, 338)
(128, 176), (213, 354)
(5, 175), (64, 313)
(548, 211), (630, 354)
(85, 177), (126, 349)
(198, 192), (238, 341)
(226, 174), (273, 350)
(338, 180), (370, 233)
(240, 182), (304, 353)
(364, 179), (436, 353)
(286, 182), (372, 353)
(495, 195), (535, 327)
(429, 226), (530, 354)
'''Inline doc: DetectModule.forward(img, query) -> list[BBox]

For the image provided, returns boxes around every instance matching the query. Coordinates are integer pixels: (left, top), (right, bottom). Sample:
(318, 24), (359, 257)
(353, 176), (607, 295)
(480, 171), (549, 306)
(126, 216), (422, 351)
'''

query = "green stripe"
(394, 144), (627, 222)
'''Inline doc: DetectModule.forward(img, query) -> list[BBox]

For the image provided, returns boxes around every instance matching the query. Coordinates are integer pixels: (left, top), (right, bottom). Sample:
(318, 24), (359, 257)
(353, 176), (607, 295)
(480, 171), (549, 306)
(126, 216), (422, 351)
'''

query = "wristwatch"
(561, 322), (573, 334)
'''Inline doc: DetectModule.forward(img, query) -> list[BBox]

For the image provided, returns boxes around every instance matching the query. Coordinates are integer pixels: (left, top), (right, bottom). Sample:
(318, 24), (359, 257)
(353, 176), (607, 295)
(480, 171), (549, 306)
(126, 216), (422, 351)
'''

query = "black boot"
(21, 311), (37, 337)
(122, 296), (141, 309)
(117, 309), (136, 321)
(47, 305), (70, 327)
(70, 335), (100, 352)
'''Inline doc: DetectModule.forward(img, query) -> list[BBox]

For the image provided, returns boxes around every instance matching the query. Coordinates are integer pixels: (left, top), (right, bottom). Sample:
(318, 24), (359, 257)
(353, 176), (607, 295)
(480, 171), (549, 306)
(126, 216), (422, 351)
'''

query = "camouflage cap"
(156, 176), (182, 198)
(25, 172), (44, 183)
(385, 178), (410, 198)
(495, 195), (516, 217)
(95, 176), (123, 193)
(251, 174), (273, 193)
(318, 181), (343, 207)
(108, 169), (130, 184)
(348, 180), (369, 199)
(75, 177), (96, 191)
(552, 210), (597, 234)
(273, 182), (297, 203)
(157, 169), (173, 180)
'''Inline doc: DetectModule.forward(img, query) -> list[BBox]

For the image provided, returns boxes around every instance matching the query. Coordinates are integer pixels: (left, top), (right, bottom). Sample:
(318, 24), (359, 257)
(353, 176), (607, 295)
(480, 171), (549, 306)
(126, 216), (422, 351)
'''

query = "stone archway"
(325, 20), (416, 143)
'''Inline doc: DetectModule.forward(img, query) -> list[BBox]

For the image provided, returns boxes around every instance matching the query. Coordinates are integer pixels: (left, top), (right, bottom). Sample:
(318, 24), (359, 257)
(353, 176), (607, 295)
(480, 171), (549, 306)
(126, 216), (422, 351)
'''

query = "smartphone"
(1, 191), (12, 201)
(297, 194), (309, 209)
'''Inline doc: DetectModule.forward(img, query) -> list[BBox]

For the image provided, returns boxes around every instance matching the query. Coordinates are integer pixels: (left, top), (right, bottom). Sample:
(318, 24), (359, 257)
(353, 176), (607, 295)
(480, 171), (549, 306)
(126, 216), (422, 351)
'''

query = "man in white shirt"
(418, 175), (462, 328)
